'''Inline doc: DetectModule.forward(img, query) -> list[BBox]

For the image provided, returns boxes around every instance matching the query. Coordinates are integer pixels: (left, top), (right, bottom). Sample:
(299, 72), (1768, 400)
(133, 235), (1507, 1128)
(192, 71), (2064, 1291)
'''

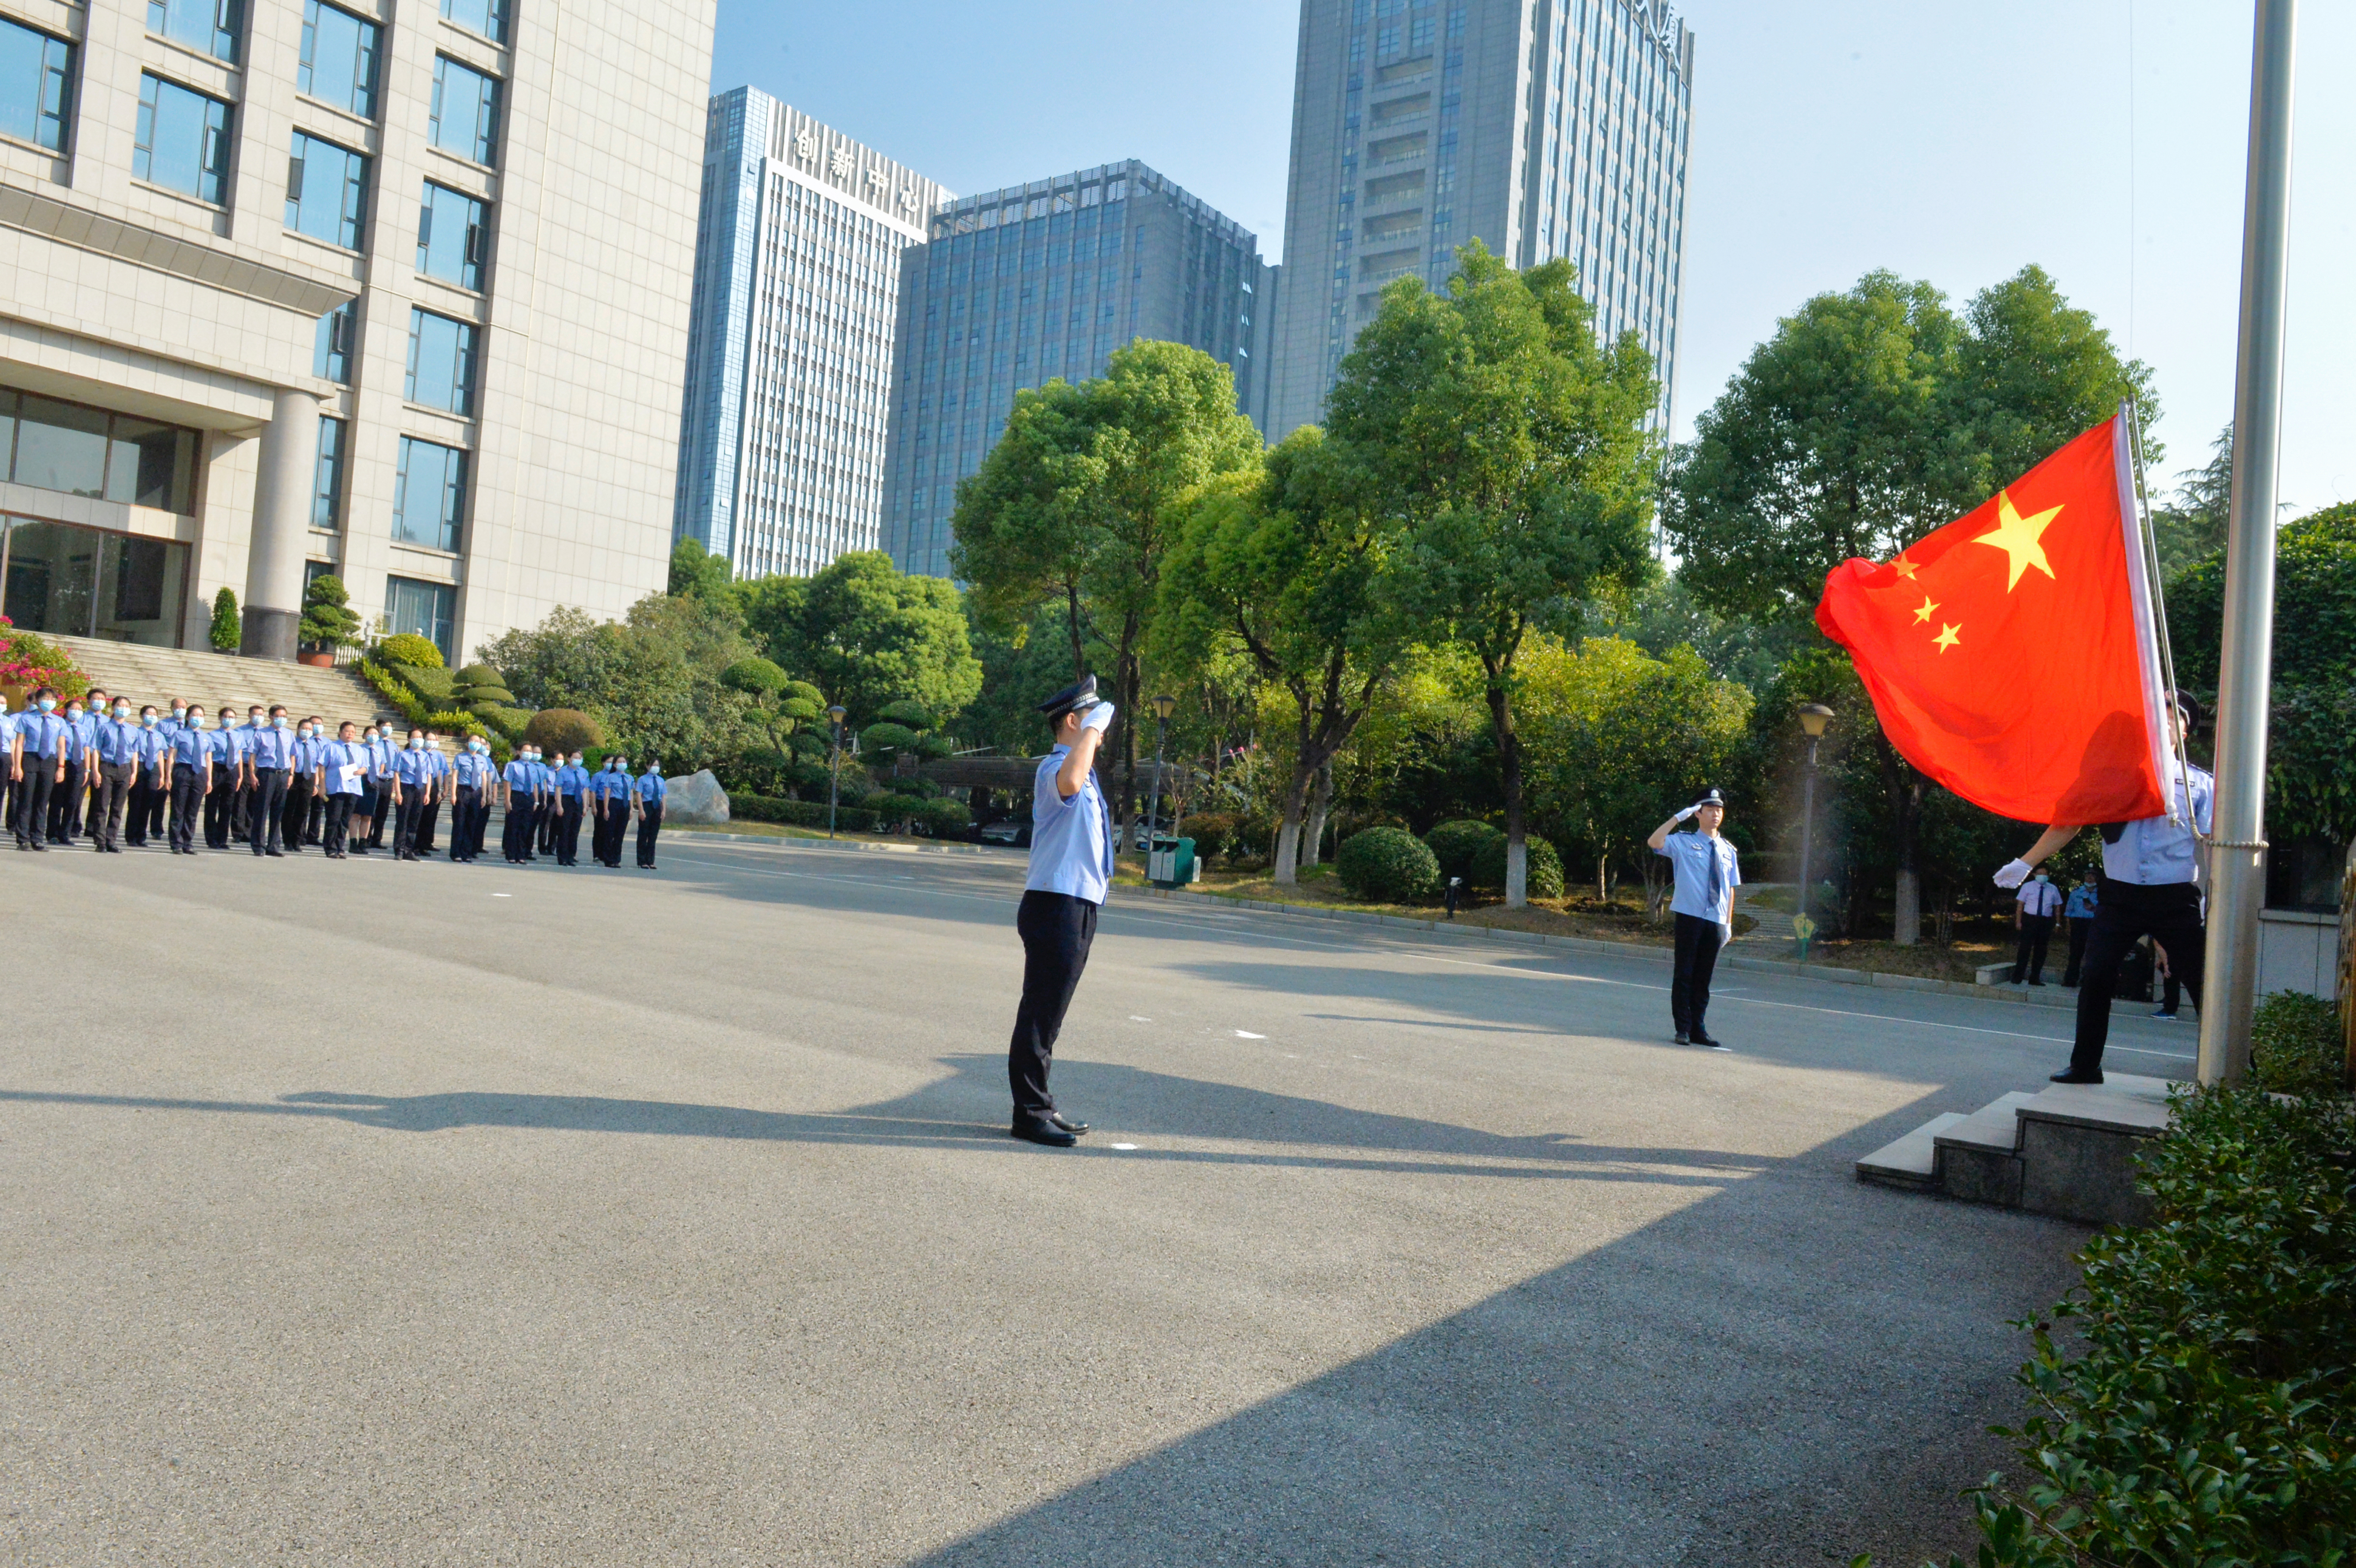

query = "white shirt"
(2016, 878), (2063, 917)
(2100, 761), (2213, 887)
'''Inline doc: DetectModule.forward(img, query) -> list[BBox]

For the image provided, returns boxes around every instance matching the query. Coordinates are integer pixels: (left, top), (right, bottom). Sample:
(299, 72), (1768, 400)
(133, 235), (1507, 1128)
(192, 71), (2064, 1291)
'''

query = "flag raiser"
(1813, 412), (2173, 827)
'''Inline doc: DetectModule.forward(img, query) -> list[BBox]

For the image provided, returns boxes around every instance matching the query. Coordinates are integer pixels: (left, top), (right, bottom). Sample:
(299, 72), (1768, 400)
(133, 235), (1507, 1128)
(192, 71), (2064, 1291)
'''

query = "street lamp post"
(826, 703), (847, 838)
(1144, 694), (1176, 860)
(1794, 703), (1835, 958)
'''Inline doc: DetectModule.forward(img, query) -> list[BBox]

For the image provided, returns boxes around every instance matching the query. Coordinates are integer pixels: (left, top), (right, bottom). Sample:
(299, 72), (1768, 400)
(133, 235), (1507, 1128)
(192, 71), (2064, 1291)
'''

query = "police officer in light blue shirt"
(1647, 786), (1741, 1050)
(246, 706), (297, 855)
(86, 699), (142, 852)
(48, 694), (97, 844)
(362, 725), (400, 852)
(317, 721), (369, 858)
(0, 697), (19, 838)
(389, 727), (438, 859)
(588, 756), (632, 867)
(1003, 676), (1117, 1148)
(449, 737), (495, 862)
(500, 747), (538, 863)
(125, 706), (173, 848)
(547, 752), (590, 865)
(632, 763), (666, 869)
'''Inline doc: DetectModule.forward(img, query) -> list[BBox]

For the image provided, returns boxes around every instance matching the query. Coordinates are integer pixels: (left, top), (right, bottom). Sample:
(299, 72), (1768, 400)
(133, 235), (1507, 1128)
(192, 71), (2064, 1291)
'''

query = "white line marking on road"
(1234, 1030), (1265, 1039)
(492, 893), (512, 898)
(1110, 1142), (1138, 1150)
(1130, 1016), (1153, 1022)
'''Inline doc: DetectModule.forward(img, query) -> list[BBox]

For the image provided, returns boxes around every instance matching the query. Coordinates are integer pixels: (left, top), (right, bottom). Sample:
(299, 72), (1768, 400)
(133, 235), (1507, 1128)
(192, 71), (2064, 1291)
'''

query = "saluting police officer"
(1996, 697), (2213, 1084)
(1004, 675), (1116, 1148)
(1646, 786), (1741, 1050)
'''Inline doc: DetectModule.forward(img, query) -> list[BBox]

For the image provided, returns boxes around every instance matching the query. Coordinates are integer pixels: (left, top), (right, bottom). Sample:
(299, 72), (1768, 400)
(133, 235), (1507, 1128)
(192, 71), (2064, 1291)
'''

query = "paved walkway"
(0, 837), (2193, 1565)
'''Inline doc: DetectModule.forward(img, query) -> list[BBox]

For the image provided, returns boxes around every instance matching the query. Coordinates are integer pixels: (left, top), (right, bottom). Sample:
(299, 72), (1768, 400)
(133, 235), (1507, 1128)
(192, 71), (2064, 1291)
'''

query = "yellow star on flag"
(1933, 622), (1963, 653)
(1972, 489), (2063, 591)
(1912, 595), (1938, 624)
(1891, 556), (1919, 579)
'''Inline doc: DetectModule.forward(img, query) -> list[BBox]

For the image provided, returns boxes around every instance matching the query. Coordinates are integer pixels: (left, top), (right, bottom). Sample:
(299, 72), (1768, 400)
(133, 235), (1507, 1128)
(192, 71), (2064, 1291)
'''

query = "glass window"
(286, 131), (369, 248)
(1, 519), (192, 648)
(428, 56), (499, 165)
(384, 575), (456, 664)
(438, 0), (507, 44)
(315, 300), (357, 382)
(404, 309), (477, 415)
(1, 391), (198, 511)
(312, 414), (346, 528)
(104, 418), (196, 511)
(392, 436), (465, 550)
(12, 396), (109, 496)
(134, 74), (233, 204)
(298, 1), (379, 119)
(0, 18), (72, 152)
(147, 0), (241, 64)
(416, 182), (488, 289)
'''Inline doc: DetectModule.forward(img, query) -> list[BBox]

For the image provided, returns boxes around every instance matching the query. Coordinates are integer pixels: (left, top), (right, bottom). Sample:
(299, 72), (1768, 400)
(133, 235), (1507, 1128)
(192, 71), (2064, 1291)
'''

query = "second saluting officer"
(1005, 675), (1116, 1148)
(1645, 786), (1740, 1050)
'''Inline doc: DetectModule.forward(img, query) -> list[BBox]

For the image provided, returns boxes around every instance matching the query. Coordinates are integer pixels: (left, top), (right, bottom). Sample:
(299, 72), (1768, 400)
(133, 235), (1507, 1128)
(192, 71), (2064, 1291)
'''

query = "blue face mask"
(141, 714), (158, 727)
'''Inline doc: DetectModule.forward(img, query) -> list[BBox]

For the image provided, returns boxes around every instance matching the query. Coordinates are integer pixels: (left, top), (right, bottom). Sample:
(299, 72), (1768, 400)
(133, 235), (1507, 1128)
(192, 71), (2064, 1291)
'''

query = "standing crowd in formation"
(0, 685), (670, 870)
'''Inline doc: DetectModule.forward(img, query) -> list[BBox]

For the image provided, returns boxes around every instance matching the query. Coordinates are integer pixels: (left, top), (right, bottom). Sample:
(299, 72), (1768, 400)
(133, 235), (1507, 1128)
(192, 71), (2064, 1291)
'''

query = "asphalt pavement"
(0, 833), (2195, 1565)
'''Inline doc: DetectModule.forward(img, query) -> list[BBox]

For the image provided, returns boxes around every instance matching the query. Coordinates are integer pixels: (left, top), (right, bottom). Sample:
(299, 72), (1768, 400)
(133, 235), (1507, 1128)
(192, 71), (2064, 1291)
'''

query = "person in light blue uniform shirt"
(411, 732), (450, 856)
(317, 721), (369, 858)
(245, 706), (297, 855)
(124, 706), (173, 848)
(545, 751), (588, 866)
(86, 699), (146, 852)
(47, 695), (96, 844)
(1647, 786), (1741, 1050)
(160, 700), (205, 854)
(202, 706), (243, 849)
(588, 756), (632, 867)
(362, 725), (400, 852)
(281, 717), (324, 854)
(13, 690), (72, 850)
(0, 697), (19, 841)
(449, 738), (496, 863)
(500, 748), (537, 863)
(389, 727), (438, 859)
(2060, 874), (2099, 986)
(632, 764), (666, 869)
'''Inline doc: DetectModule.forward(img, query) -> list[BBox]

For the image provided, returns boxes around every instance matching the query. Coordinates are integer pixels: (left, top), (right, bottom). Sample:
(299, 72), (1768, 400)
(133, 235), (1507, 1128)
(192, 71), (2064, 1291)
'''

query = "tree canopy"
(735, 550), (980, 728)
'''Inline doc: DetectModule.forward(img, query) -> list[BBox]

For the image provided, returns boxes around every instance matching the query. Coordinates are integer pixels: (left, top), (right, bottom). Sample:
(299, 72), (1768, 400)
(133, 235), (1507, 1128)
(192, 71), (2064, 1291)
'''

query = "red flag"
(1814, 415), (2170, 826)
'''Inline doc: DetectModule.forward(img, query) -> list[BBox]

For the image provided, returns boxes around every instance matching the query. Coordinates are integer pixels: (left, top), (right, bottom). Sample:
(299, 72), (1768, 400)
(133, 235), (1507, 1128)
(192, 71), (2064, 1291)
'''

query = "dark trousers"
(556, 796), (584, 863)
(247, 769), (288, 853)
(229, 777), (252, 842)
(2011, 913), (2055, 984)
(204, 763), (236, 847)
(538, 797), (559, 854)
(281, 776), (314, 853)
(2062, 916), (2093, 986)
(1009, 889), (1098, 1122)
(15, 764), (55, 845)
(503, 797), (536, 860)
(323, 792), (357, 855)
(1671, 912), (1725, 1038)
(169, 764), (204, 852)
(47, 758), (85, 841)
(125, 777), (156, 844)
(142, 772), (167, 838)
(450, 786), (482, 860)
(592, 800), (627, 865)
(2157, 958), (2184, 1016)
(91, 760), (135, 849)
(366, 784), (391, 847)
(304, 792), (325, 844)
(395, 793), (427, 857)
(417, 797), (442, 854)
(2072, 879), (2206, 1076)
(636, 802), (663, 867)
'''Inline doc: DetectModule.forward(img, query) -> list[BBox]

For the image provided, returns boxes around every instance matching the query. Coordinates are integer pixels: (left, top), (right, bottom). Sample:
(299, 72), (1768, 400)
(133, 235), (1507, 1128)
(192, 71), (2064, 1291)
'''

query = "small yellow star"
(1934, 622), (1963, 653)
(1891, 556), (1919, 579)
(1972, 489), (2063, 591)
(1912, 595), (1938, 624)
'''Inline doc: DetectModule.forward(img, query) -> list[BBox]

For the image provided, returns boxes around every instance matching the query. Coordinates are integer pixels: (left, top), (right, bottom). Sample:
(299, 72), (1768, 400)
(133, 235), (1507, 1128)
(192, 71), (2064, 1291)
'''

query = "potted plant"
(209, 587), (241, 653)
(297, 575), (361, 667)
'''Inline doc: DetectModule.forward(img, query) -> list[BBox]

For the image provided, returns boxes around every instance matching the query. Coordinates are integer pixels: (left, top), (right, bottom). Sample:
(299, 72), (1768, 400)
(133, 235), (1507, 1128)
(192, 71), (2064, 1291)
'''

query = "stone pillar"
(242, 386), (319, 661)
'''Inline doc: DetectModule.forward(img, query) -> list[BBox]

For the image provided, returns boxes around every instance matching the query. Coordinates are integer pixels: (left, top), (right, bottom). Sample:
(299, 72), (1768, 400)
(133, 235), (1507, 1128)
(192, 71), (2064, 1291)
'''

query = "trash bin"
(1149, 835), (1197, 889)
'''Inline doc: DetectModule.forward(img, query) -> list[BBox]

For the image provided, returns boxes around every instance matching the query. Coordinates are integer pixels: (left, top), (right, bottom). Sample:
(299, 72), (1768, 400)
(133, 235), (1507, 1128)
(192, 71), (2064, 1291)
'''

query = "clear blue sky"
(711, 1), (2351, 515)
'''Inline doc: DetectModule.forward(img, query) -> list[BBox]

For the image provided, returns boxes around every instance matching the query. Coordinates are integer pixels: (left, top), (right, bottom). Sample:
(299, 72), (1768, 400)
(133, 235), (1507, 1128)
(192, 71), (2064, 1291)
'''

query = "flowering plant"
(0, 615), (89, 698)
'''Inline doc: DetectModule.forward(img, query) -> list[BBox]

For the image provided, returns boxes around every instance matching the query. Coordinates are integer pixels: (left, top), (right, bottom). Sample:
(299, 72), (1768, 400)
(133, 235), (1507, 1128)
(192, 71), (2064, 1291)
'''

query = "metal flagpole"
(2198, 0), (2298, 1087)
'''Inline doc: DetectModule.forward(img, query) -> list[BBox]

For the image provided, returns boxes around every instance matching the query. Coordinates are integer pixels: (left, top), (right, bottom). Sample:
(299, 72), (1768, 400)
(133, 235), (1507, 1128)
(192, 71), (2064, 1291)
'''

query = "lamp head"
(1796, 702), (1834, 739)
(1150, 694), (1177, 722)
(826, 704), (847, 725)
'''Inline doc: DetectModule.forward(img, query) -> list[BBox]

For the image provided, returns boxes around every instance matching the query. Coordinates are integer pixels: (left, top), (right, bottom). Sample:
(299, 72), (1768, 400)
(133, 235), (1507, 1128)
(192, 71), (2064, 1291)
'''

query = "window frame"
(146, 0), (242, 66)
(285, 129), (371, 250)
(132, 72), (234, 205)
(392, 435), (467, 553)
(437, 0), (508, 46)
(403, 307), (479, 416)
(0, 17), (73, 154)
(427, 54), (500, 166)
(296, 0), (381, 120)
(415, 180), (489, 290)
(311, 412), (347, 529)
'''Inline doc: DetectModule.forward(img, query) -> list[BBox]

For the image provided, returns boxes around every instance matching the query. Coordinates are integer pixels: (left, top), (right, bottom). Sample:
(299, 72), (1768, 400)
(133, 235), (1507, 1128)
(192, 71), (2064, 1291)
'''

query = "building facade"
(0, 0), (713, 666)
(1267, 0), (1693, 439)
(674, 88), (947, 582)
(880, 160), (1272, 580)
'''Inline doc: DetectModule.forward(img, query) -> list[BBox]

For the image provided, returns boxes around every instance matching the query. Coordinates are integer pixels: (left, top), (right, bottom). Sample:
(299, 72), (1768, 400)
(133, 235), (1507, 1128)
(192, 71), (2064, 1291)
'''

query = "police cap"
(1692, 787), (1727, 810)
(1036, 674), (1100, 723)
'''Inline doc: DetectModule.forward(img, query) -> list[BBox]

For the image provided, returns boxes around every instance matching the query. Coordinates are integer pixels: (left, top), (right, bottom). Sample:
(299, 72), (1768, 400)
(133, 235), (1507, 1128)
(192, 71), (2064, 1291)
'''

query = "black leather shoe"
(1047, 1112), (1090, 1135)
(2049, 1069), (2103, 1085)
(1674, 1031), (1689, 1045)
(1691, 1033), (1728, 1050)
(1011, 1120), (1077, 1148)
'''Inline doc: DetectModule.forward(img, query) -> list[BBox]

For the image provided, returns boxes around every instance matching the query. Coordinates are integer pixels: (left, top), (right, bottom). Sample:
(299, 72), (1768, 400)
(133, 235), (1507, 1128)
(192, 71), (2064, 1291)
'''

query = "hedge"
(2250, 989), (2345, 1099)
(1470, 831), (1565, 899)
(1336, 827), (1440, 902)
(1425, 819), (1505, 883)
(376, 633), (443, 668)
(730, 794), (879, 833)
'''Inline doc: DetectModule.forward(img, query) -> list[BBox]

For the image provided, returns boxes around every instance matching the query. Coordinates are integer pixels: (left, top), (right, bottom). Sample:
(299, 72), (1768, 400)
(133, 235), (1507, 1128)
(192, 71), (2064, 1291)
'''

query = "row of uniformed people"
(1, 684), (668, 869)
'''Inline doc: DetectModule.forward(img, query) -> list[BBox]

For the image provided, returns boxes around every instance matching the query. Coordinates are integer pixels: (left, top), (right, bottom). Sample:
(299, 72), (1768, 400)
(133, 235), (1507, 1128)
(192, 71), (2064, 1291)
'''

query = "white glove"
(1992, 858), (2032, 890)
(1673, 804), (1698, 823)
(1081, 701), (1115, 734)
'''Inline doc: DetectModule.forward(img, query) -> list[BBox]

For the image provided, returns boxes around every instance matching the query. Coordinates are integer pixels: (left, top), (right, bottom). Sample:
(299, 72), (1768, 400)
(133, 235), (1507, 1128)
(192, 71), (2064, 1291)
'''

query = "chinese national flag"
(1814, 415), (2170, 826)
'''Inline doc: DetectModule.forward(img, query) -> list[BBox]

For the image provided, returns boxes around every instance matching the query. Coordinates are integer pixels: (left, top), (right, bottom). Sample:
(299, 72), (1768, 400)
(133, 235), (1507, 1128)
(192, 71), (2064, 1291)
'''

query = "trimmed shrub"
(209, 587), (241, 652)
(376, 633), (443, 668)
(454, 663), (504, 687)
(877, 698), (935, 731)
(861, 721), (920, 761)
(1180, 810), (1245, 861)
(2251, 989), (2346, 1099)
(1425, 819), (1506, 883)
(1469, 832), (1565, 898)
(393, 663), (457, 704)
(480, 706), (534, 742)
(732, 794), (879, 832)
(865, 791), (923, 829)
(1336, 827), (1441, 903)
(523, 708), (604, 754)
(358, 658), (429, 725)
(914, 797), (972, 836)
(299, 574), (361, 651)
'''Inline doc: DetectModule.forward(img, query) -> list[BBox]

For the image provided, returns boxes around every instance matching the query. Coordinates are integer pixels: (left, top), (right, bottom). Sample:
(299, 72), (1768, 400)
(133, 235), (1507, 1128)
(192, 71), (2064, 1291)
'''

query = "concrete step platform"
(1854, 1112), (1965, 1190)
(1860, 1073), (2179, 1226)
(44, 634), (402, 727)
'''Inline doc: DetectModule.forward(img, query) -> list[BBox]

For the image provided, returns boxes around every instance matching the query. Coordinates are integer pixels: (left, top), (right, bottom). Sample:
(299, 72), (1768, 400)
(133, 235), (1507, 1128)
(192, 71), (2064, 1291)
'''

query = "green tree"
(740, 550), (980, 727)
(2154, 426), (2232, 579)
(1330, 240), (1661, 906)
(209, 586), (241, 652)
(479, 594), (753, 773)
(297, 574), (361, 652)
(1157, 427), (1406, 884)
(953, 339), (1264, 820)
(669, 536), (732, 599)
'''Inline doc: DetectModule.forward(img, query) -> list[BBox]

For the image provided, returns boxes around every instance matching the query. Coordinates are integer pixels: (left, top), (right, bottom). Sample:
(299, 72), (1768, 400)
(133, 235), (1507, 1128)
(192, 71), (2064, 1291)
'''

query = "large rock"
(664, 768), (730, 826)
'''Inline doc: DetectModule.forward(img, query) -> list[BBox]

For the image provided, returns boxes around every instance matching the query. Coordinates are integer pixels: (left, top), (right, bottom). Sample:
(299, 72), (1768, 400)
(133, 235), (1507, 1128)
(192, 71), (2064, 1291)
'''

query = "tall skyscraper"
(1267, 0), (1694, 440)
(880, 161), (1273, 579)
(0, 0), (714, 666)
(675, 89), (949, 581)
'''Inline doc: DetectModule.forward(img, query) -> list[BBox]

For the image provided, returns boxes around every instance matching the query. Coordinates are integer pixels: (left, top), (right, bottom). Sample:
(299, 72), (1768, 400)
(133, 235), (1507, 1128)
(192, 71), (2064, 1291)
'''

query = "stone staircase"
(41, 635), (401, 726)
(1857, 1073), (2176, 1225)
(1733, 882), (1797, 942)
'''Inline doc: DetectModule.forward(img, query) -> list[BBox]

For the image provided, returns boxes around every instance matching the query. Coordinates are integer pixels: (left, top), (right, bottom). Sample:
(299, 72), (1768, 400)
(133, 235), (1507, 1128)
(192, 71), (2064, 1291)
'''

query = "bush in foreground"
(1336, 827), (1440, 903)
(1424, 819), (1505, 884)
(2250, 989), (2345, 1100)
(1469, 832), (1565, 899)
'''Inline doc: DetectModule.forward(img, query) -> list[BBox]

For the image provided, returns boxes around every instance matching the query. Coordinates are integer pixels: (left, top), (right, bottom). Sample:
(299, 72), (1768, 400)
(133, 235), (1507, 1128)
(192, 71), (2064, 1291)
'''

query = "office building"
(674, 89), (948, 580)
(0, 0), (712, 664)
(1267, 0), (1694, 439)
(881, 160), (1272, 579)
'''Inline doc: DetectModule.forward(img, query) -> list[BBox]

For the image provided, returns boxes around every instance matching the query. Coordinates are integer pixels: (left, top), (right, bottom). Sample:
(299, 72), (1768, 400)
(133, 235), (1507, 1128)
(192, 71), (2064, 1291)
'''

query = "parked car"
(977, 818), (1031, 848)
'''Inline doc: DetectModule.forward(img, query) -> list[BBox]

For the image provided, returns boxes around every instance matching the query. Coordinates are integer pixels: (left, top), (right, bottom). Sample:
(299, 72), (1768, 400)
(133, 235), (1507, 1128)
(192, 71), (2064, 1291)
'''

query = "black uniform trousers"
(636, 802), (663, 867)
(1670, 912), (1725, 1039)
(14, 761), (55, 846)
(304, 792), (324, 844)
(502, 797), (536, 861)
(2071, 879), (2205, 1077)
(1009, 889), (1098, 1123)
(91, 760), (136, 850)
(449, 785), (482, 860)
(204, 763), (236, 847)
(555, 795), (584, 863)
(416, 794), (442, 854)
(323, 791), (357, 855)
(2062, 915), (2094, 986)
(228, 774), (253, 843)
(125, 773), (156, 845)
(47, 756), (86, 842)
(144, 774), (168, 840)
(2011, 913), (2055, 984)
(169, 764), (205, 852)
(281, 773), (315, 853)
(537, 797), (559, 855)
(592, 798), (626, 865)
(365, 784), (391, 848)
(394, 793), (428, 858)
(246, 768), (288, 853)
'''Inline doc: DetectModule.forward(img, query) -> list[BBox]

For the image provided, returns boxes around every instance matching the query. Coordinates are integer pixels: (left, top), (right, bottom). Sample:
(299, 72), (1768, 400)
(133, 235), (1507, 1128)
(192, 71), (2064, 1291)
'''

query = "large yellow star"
(1934, 622), (1963, 653)
(1973, 489), (2063, 591)
(1891, 556), (1919, 579)
(1912, 595), (1938, 624)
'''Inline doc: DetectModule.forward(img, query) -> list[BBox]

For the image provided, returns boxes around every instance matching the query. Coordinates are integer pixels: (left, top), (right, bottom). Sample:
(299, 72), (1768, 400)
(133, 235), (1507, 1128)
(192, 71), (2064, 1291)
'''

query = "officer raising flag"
(1646, 787), (1739, 1050)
